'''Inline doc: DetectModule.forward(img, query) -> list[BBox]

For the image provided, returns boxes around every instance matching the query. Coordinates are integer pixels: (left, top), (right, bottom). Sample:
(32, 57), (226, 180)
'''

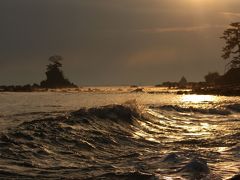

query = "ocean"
(0, 87), (240, 179)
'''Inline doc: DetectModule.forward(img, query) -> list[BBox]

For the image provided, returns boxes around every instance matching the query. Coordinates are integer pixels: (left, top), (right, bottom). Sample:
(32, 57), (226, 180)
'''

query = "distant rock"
(131, 88), (144, 93)
(0, 84), (42, 92)
(178, 76), (187, 88)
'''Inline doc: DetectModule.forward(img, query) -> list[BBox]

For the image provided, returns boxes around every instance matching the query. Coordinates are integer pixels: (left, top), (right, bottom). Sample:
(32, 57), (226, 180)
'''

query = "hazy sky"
(0, 0), (240, 86)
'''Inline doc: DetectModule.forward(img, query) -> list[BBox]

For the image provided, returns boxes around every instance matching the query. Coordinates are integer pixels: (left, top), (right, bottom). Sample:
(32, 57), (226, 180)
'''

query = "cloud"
(138, 24), (226, 33)
(127, 49), (177, 67)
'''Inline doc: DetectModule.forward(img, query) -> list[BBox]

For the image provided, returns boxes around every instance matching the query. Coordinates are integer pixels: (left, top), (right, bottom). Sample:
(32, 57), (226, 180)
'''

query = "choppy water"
(0, 87), (240, 179)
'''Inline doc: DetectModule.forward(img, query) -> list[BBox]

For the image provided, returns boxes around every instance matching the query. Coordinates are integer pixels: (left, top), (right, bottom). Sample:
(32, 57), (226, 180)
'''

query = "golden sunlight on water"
(181, 95), (217, 104)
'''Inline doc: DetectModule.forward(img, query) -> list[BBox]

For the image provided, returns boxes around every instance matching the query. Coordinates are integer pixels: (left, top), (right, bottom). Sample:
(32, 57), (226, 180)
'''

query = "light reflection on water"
(131, 94), (240, 179)
(181, 94), (217, 104)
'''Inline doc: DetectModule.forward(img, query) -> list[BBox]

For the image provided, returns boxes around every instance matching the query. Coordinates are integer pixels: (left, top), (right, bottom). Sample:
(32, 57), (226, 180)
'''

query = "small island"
(0, 55), (77, 92)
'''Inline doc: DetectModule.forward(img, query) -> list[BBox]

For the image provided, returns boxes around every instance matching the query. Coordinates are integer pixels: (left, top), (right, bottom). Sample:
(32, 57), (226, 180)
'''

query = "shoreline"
(190, 85), (240, 96)
(1, 85), (240, 97)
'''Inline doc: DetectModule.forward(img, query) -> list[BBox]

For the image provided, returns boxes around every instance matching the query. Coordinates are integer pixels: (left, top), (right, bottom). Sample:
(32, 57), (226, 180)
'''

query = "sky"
(0, 0), (240, 86)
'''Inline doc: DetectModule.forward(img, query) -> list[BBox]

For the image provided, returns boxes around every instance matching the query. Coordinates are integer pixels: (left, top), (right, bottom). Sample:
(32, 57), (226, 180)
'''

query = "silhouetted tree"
(204, 72), (220, 84)
(221, 22), (240, 69)
(47, 55), (63, 71)
(40, 55), (77, 88)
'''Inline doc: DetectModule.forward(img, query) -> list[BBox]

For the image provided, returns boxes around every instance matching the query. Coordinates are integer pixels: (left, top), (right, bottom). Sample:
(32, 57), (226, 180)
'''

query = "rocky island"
(0, 55), (77, 92)
(40, 55), (77, 89)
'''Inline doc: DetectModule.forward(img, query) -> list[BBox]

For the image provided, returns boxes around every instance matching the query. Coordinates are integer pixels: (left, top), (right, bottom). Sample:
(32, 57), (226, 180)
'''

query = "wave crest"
(71, 104), (141, 123)
(153, 105), (231, 115)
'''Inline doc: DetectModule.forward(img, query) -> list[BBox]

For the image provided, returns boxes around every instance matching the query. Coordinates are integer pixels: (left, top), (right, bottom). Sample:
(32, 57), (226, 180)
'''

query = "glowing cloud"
(138, 25), (226, 33)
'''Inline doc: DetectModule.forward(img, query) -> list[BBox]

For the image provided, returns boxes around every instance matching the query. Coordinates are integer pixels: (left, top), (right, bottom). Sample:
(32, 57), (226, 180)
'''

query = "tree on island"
(40, 55), (77, 88)
(221, 22), (240, 69)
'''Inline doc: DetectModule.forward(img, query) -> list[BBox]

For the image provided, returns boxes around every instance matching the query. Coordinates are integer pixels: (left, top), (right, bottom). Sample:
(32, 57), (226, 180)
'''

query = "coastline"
(1, 85), (240, 97)
(191, 85), (240, 96)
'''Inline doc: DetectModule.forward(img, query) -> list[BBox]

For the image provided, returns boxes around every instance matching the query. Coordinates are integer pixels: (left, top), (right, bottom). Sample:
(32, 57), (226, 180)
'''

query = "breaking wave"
(0, 104), (156, 179)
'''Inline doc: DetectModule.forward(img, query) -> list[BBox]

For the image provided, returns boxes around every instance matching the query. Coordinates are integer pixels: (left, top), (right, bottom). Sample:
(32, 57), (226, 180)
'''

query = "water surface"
(0, 88), (240, 179)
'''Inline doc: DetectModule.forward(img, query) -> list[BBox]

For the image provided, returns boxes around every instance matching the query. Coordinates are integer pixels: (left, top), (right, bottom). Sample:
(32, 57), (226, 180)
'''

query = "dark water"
(0, 91), (240, 179)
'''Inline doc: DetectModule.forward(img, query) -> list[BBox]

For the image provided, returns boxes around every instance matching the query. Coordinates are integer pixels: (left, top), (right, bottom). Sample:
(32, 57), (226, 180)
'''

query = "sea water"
(0, 87), (240, 179)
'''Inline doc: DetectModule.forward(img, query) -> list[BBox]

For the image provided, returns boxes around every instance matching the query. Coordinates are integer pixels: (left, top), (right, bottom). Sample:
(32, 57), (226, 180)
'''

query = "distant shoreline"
(0, 85), (239, 97)
(190, 86), (240, 96)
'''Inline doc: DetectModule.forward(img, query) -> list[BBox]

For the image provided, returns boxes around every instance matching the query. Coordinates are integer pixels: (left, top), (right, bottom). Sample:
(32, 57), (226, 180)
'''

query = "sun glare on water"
(181, 95), (216, 103)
